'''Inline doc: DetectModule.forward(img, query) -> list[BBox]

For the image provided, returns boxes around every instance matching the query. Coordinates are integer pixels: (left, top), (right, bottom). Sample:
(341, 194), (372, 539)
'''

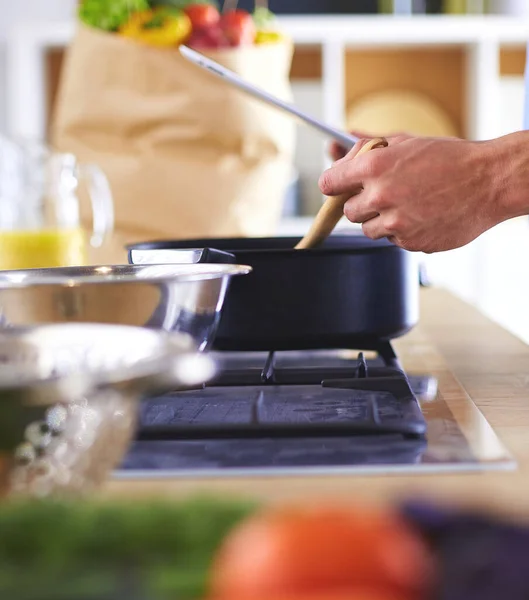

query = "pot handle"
(194, 248), (237, 264)
(419, 262), (431, 287)
(128, 247), (236, 266)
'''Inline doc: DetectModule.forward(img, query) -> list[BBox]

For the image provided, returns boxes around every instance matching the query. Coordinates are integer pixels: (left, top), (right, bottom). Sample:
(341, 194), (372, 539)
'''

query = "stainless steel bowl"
(0, 323), (216, 498)
(0, 264), (251, 350)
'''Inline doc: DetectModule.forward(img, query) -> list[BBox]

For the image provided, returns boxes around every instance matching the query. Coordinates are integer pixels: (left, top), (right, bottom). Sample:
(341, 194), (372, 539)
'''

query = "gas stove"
(114, 339), (514, 478)
(136, 343), (429, 439)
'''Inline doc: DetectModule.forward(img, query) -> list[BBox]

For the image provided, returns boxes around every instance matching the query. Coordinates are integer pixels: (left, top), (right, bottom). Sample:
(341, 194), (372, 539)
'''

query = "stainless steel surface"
(0, 264), (252, 351)
(0, 323), (216, 497)
(130, 249), (212, 265)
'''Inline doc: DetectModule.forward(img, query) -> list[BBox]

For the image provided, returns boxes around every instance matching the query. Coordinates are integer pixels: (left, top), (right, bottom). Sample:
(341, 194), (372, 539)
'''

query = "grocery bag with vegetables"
(52, 0), (295, 264)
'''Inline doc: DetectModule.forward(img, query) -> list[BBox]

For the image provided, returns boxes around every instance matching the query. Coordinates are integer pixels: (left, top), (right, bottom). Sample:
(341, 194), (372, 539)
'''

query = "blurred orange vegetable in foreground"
(208, 590), (412, 600)
(208, 504), (435, 600)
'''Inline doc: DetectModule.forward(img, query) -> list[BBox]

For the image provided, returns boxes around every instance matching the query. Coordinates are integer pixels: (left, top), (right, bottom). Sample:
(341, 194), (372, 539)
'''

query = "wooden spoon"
(295, 137), (389, 250)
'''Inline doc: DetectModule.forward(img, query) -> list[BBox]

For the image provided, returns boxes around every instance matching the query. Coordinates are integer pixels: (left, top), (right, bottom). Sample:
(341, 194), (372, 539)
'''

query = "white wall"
(0, 0), (76, 132)
(291, 82), (327, 215)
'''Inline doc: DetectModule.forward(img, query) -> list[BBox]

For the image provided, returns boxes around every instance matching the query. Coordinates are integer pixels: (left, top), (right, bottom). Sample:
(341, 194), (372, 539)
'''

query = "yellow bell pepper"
(255, 30), (284, 44)
(119, 8), (192, 47)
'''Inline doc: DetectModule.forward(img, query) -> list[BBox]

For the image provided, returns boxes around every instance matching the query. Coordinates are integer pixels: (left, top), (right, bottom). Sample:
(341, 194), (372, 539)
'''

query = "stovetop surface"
(139, 386), (414, 427)
(121, 381), (428, 473)
(115, 348), (515, 477)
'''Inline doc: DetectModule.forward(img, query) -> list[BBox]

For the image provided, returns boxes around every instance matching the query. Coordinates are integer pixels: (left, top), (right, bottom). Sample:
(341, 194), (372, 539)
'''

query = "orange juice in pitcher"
(0, 229), (87, 270)
(0, 138), (113, 270)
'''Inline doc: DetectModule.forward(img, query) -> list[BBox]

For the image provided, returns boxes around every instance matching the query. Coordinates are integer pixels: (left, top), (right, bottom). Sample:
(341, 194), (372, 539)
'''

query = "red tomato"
(208, 589), (411, 600)
(184, 3), (220, 30)
(209, 505), (434, 599)
(219, 9), (256, 46)
(187, 24), (230, 49)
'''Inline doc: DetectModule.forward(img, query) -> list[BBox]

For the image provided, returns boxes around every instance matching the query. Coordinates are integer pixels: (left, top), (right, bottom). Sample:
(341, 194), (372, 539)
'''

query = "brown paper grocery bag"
(51, 24), (296, 264)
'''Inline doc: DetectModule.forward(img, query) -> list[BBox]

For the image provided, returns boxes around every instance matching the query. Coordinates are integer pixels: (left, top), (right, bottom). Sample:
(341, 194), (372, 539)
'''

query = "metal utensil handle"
(295, 137), (388, 250)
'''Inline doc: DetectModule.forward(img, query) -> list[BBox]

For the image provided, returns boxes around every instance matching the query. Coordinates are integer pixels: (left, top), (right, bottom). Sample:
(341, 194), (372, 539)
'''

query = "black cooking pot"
(128, 235), (419, 352)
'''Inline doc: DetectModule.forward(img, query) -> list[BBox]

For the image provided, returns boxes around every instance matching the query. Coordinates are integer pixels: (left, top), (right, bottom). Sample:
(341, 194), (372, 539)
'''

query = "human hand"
(320, 133), (508, 253)
(328, 130), (410, 162)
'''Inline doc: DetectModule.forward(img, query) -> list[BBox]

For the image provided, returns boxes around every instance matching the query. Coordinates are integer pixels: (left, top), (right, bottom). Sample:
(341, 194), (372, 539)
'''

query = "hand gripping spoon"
(295, 137), (389, 250)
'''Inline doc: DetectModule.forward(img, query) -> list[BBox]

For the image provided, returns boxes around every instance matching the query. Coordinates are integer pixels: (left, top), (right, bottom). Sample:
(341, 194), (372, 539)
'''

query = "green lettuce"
(253, 6), (276, 29)
(79, 0), (151, 31)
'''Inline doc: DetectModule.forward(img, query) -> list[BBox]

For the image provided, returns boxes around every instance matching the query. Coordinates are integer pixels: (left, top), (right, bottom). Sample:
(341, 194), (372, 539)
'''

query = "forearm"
(487, 130), (529, 222)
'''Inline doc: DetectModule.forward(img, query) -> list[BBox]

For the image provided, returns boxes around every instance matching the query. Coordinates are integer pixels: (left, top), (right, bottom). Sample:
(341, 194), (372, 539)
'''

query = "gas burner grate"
(214, 342), (402, 387)
(136, 352), (428, 441)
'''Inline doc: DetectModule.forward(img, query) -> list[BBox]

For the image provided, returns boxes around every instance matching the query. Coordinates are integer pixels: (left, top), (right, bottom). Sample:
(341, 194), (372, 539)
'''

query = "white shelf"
(6, 15), (528, 143)
(276, 15), (529, 46)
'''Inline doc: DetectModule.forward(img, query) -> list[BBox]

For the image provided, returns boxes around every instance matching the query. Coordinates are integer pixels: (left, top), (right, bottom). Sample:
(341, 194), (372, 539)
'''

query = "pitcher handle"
(79, 164), (114, 248)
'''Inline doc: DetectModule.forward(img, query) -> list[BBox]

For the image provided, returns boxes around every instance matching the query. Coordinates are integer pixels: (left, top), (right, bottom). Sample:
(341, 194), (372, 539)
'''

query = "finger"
(343, 194), (379, 224)
(334, 138), (377, 165)
(332, 134), (404, 169)
(329, 129), (394, 163)
(328, 140), (348, 162)
(361, 215), (390, 240)
(348, 129), (391, 140)
(320, 150), (379, 197)
(319, 162), (363, 197)
(383, 130), (411, 141)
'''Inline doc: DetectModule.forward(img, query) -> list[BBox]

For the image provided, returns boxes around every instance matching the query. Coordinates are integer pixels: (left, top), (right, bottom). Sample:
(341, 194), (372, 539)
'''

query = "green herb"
(0, 495), (258, 599)
(79, 0), (151, 31)
(253, 6), (276, 29)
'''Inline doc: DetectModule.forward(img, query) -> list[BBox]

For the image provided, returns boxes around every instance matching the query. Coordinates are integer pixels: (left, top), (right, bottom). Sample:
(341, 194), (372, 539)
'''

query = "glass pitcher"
(0, 136), (114, 270)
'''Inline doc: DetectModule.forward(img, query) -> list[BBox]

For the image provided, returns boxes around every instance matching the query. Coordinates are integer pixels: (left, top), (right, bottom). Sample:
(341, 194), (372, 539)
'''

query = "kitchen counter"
(101, 287), (529, 519)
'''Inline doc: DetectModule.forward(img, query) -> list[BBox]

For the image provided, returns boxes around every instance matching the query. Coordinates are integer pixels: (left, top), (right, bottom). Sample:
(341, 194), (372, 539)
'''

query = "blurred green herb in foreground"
(0, 495), (257, 599)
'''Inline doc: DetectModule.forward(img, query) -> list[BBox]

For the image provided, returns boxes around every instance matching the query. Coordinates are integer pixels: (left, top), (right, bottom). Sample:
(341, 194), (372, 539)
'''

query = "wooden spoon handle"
(295, 137), (388, 250)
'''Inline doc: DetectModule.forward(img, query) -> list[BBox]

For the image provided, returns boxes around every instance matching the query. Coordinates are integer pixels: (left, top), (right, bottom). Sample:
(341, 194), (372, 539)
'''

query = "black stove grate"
(136, 349), (429, 442)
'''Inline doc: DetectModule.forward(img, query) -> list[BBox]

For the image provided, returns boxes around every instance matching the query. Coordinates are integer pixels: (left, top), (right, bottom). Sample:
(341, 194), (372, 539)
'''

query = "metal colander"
(0, 323), (216, 498)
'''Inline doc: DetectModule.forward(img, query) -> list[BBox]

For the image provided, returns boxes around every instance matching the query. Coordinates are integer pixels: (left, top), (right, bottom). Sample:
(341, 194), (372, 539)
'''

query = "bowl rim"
(0, 264), (252, 288)
(0, 323), (216, 399)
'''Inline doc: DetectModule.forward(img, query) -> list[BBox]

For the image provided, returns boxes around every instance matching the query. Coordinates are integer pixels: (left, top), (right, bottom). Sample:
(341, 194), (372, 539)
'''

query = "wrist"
(485, 131), (529, 222)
